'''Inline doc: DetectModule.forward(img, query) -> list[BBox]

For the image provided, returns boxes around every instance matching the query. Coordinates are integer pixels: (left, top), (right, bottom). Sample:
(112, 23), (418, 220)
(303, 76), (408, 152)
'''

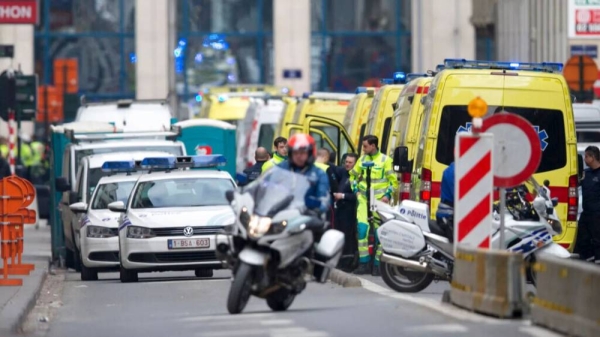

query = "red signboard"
(576, 9), (600, 35)
(0, 0), (38, 24)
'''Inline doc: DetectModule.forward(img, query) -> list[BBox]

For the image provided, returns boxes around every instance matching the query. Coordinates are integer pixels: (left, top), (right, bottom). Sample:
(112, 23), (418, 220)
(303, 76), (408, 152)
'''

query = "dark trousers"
(334, 201), (358, 270)
(575, 211), (600, 261)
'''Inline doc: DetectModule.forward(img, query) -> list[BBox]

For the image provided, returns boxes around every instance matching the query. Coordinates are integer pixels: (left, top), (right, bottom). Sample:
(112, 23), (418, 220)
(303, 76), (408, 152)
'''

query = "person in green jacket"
(261, 136), (288, 173)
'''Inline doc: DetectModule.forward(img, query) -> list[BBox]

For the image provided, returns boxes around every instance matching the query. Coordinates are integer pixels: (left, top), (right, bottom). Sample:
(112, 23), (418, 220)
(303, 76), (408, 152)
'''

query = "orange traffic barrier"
(0, 176), (37, 286)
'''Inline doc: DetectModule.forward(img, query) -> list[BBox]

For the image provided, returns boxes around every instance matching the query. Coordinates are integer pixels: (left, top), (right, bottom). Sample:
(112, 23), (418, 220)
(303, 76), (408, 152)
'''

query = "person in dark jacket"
(0, 155), (11, 179)
(333, 153), (359, 272)
(577, 145), (600, 264)
(242, 147), (270, 185)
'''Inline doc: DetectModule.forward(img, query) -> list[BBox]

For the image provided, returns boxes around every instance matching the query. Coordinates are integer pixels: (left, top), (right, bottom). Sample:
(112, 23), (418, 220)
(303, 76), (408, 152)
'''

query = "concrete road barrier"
(450, 246), (526, 318)
(531, 256), (600, 337)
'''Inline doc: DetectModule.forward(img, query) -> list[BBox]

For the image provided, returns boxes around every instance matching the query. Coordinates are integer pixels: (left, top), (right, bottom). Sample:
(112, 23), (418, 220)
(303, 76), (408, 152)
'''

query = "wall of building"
(496, 0), (568, 63)
(0, 24), (33, 74)
(411, 0), (475, 72)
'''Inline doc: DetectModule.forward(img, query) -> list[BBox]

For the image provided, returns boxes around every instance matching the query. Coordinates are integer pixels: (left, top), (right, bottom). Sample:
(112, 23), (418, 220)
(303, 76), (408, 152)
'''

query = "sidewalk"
(0, 220), (51, 336)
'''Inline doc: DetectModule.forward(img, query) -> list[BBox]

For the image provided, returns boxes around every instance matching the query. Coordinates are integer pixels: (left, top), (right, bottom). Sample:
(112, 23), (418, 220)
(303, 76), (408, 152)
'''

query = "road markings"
(358, 277), (509, 324)
(181, 312), (276, 322)
(404, 323), (469, 333)
(198, 329), (270, 336)
(259, 319), (295, 326)
(519, 325), (564, 337)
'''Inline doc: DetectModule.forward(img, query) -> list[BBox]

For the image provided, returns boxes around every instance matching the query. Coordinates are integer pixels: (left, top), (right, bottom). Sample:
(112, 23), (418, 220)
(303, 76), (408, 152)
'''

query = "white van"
(75, 99), (173, 132)
(573, 103), (600, 143)
(236, 97), (285, 171)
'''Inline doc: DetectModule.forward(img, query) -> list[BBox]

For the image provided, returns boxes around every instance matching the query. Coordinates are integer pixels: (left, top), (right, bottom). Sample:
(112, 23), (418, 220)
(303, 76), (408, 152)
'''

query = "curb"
(328, 268), (362, 288)
(12, 258), (51, 334)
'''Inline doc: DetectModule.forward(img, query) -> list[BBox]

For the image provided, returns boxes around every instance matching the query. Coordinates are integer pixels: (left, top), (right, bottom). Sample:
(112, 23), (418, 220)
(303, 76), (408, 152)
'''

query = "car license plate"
(168, 238), (210, 249)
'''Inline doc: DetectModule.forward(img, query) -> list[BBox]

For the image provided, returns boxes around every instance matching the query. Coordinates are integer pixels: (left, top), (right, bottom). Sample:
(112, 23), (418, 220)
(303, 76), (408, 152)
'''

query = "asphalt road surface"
(29, 269), (559, 337)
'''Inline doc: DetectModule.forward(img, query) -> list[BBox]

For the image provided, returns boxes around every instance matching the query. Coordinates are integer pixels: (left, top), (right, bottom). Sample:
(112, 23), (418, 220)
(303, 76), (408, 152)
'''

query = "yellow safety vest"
(315, 162), (329, 172)
(0, 143), (34, 166)
(261, 153), (287, 173)
(349, 151), (398, 199)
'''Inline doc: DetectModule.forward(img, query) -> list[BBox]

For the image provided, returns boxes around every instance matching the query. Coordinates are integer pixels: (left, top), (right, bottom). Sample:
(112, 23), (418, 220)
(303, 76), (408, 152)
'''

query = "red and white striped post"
(7, 110), (16, 175)
(454, 97), (493, 252)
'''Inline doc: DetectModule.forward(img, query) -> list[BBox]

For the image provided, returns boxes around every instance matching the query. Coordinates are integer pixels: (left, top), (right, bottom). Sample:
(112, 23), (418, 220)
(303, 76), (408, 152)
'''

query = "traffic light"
(15, 75), (37, 118)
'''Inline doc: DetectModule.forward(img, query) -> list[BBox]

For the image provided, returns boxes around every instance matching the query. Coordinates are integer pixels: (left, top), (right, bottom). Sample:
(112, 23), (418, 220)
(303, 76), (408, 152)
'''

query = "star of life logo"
(456, 123), (549, 151)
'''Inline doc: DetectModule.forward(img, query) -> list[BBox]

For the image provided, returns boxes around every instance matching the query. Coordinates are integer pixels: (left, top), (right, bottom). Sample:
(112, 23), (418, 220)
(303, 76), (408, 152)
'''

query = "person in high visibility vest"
(0, 137), (33, 166)
(349, 135), (398, 276)
(261, 136), (288, 173)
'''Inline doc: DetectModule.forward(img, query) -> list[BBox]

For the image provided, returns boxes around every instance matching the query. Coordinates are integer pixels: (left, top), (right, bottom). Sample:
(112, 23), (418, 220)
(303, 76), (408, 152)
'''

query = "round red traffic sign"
(480, 113), (542, 188)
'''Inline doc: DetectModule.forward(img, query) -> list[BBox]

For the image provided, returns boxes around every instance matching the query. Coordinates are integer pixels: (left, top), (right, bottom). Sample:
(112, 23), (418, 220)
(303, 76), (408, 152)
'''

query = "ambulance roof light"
(393, 72), (407, 84)
(355, 87), (368, 94)
(406, 73), (428, 82)
(443, 58), (563, 73)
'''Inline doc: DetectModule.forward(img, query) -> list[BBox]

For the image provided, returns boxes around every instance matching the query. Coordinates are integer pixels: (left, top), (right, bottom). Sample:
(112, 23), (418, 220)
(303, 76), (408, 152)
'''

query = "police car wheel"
(80, 262), (98, 281)
(120, 265), (138, 283)
(194, 269), (213, 278)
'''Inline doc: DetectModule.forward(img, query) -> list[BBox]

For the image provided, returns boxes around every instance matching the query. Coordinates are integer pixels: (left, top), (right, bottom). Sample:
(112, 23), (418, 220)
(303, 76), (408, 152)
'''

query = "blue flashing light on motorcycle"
(101, 160), (136, 173)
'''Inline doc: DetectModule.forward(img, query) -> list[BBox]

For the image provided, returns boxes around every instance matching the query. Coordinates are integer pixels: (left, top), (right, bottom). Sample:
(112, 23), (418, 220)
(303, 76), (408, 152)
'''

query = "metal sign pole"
(499, 188), (506, 249)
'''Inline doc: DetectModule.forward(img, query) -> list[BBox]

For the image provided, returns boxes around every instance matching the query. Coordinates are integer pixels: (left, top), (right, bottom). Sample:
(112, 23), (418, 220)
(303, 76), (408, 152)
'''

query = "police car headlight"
(248, 216), (271, 238)
(127, 226), (156, 239)
(87, 225), (116, 238)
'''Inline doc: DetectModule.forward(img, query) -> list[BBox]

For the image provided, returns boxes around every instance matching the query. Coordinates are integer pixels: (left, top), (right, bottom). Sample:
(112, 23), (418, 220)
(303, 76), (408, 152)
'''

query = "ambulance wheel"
(80, 261), (98, 281)
(380, 261), (434, 293)
(194, 269), (213, 278)
(120, 265), (138, 283)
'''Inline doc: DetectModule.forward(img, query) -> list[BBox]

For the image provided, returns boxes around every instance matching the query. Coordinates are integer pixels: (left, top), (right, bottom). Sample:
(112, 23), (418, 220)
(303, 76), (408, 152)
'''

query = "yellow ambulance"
(343, 87), (375, 149)
(393, 59), (580, 251)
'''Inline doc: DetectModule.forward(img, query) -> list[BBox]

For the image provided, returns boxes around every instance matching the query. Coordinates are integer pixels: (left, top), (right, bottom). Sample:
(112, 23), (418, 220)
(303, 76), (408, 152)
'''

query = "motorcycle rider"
(277, 134), (330, 216)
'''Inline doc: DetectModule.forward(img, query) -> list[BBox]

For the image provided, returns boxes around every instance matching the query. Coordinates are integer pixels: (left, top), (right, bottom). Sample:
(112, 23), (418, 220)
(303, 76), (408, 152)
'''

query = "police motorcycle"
(218, 167), (345, 314)
(374, 176), (571, 293)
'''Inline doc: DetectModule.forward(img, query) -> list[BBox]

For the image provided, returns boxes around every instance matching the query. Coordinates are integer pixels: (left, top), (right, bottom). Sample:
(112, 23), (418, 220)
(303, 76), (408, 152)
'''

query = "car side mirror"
(55, 177), (71, 192)
(551, 197), (559, 207)
(108, 201), (126, 213)
(392, 102), (398, 111)
(225, 190), (235, 203)
(69, 202), (88, 214)
(393, 146), (411, 173)
(578, 154), (584, 180)
(69, 191), (78, 205)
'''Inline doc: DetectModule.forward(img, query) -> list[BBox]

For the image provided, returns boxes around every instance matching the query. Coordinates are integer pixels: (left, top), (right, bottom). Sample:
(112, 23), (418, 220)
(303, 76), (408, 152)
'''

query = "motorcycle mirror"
(551, 197), (559, 207)
(225, 190), (235, 203)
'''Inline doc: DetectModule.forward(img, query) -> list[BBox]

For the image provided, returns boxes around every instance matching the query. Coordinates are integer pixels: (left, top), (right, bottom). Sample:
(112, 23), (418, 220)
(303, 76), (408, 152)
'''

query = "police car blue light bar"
(355, 87), (367, 94)
(189, 155), (227, 168)
(443, 58), (563, 73)
(393, 72), (406, 84)
(101, 160), (136, 173)
(380, 78), (394, 85)
(140, 157), (176, 169)
(406, 73), (428, 82)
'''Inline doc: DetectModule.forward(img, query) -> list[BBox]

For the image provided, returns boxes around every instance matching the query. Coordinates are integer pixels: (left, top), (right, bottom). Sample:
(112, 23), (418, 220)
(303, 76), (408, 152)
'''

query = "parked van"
(394, 59), (580, 251)
(292, 92), (355, 164)
(274, 96), (300, 144)
(343, 87), (375, 148)
(75, 99), (173, 132)
(573, 103), (600, 143)
(364, 83), (405, 155)
(199, 92), (266, 124)
(237, 97), (286, 171)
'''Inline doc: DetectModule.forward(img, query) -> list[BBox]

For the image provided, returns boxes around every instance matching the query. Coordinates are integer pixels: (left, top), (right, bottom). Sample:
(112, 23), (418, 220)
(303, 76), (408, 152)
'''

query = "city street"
(23, 269), (559, 337)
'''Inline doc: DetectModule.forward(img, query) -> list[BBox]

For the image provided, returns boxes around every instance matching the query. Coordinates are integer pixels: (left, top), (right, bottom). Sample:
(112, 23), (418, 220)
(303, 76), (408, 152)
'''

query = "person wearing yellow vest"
(349, 135), (398, 276)
(261, 137), (288, 173)
(315, 148), (330, 172)
(0, 137), (34, 166)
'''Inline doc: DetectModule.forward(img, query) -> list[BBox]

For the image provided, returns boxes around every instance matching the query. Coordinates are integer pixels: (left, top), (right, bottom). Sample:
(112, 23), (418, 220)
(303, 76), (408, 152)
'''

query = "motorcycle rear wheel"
(266, 288), (296, 312)
(227, 262), (253, 314)
(380, 261), (434, 293)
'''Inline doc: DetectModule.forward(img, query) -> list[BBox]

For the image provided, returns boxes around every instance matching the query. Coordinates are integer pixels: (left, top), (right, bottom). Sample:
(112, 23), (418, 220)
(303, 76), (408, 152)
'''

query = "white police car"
(69, 161), (143, 281)
(108, 155), (236, 283)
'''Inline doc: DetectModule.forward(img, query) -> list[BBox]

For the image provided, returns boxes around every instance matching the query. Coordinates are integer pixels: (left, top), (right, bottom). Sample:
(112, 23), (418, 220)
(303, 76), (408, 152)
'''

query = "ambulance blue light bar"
(393, 72), (406, 84)
(217, 95), (227, 102)
(406, 73), (428, 82)
(380, 78), (394, 85)
(355, 87), (368, 94)
(101, 160), (136, 173)
(443, 58), (563, 73)
(140, 155), (227, 170)
(302, 92), (311, 98)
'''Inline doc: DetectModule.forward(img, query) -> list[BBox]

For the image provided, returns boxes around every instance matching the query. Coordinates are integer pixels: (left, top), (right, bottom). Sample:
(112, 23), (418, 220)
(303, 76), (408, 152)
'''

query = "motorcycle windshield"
(250, 167), (311, 216)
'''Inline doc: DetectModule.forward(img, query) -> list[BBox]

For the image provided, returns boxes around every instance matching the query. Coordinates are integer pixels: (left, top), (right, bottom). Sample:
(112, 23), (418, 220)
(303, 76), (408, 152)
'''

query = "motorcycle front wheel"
(266, 288), (296, 312)
(227, 262), (254, 314)
(380, 261), (434, 293)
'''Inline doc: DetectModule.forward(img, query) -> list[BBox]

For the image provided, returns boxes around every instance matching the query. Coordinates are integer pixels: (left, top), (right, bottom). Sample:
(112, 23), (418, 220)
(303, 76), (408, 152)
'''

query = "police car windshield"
(91, 181), (136, 210)
(130, 178), (235, 209)
(436, 105), (566, 173)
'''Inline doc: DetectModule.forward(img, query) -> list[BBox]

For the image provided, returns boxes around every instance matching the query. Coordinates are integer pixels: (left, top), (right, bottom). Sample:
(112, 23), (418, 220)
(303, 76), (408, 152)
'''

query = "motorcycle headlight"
(248, 215), (272, 238)
(127, 226), (156, 239)
(87, 225), (116, 238)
